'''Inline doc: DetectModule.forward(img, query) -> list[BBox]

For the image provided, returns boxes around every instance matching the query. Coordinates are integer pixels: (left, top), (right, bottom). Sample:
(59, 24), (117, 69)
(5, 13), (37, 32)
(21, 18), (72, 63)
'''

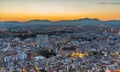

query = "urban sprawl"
(0, 26), (120, 72)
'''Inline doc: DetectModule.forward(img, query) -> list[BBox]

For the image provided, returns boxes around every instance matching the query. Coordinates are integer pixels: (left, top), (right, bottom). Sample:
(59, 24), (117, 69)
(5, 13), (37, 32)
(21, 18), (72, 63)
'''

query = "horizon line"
(0, 18), (120, 22)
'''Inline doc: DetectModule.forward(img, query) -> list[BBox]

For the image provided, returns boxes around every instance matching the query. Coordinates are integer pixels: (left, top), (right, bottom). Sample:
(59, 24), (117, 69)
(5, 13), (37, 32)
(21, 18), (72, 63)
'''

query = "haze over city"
(0, 0), (120, 22)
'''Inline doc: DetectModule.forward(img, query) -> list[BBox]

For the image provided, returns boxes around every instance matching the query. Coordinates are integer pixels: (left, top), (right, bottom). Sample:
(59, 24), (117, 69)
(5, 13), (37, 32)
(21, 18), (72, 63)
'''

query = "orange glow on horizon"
(0, 14), (120, 22)
(0, 11), (120, 22)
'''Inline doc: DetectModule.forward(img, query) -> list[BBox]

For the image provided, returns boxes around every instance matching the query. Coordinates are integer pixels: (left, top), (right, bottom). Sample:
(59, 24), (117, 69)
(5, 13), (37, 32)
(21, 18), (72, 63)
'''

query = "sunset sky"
(0, 0), (120, 21)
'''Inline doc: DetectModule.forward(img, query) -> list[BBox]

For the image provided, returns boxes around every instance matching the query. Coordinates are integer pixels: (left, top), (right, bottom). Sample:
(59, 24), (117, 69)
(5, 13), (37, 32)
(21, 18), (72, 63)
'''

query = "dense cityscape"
(0, 25), (120, 72)
(0, 0), (120, 71)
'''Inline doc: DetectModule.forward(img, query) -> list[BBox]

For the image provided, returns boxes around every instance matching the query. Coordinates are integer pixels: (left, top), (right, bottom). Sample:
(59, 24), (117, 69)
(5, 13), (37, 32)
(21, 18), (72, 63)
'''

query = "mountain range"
(0, 18), (120, 28)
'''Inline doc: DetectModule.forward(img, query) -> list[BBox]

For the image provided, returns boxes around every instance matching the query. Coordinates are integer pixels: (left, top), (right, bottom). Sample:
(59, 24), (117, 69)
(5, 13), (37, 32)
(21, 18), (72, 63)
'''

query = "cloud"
(99, 2), (120, 5)
(99, 2), (108, 5)
(111, 2), (120, 5)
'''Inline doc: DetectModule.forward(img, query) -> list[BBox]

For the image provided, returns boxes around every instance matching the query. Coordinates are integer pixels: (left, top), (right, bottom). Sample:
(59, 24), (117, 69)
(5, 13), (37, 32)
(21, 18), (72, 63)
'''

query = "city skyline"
(0, 0), (120, 22)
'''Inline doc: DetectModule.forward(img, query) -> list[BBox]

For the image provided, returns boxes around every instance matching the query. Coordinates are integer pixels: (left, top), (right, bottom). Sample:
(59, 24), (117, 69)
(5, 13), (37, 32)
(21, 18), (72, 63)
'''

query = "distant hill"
(0, 18), (120, 28)
(24, 19), (51, 24)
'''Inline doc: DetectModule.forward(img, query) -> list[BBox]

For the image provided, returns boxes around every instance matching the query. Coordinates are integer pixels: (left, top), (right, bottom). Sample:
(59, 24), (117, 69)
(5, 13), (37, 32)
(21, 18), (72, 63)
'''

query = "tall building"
(36, 35), (49, 48)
